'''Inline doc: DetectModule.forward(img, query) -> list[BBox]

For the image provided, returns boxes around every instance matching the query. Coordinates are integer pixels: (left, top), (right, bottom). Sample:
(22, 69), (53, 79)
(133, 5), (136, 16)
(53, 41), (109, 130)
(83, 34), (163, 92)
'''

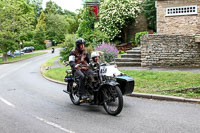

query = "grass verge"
(121, 70), (200, 98)
(0, 52), (47, 64)
(41, 56), (70, 82)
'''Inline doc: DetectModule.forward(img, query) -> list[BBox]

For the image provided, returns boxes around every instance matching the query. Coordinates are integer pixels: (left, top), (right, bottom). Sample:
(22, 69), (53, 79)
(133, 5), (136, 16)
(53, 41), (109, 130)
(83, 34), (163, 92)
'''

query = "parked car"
(21, 46), (34, 53)
(14, 50), (24, 55)
(7, 50), (24, 57)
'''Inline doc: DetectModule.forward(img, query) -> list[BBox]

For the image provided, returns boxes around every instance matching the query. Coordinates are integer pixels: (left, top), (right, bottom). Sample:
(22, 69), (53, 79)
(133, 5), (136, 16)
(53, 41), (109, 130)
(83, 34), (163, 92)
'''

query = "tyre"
(102, 86), (123, 116)
(69, 82), (80, 105)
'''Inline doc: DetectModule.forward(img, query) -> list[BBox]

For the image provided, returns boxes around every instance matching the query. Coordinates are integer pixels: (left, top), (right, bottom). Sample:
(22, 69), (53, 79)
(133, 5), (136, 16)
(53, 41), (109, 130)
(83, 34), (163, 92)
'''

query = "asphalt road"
(0, 50), (200, 133)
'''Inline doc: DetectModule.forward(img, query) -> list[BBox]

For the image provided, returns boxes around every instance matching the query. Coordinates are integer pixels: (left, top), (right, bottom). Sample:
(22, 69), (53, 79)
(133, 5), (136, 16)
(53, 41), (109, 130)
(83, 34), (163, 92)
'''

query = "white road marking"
(0, 61), (33, 79)
(0, 96), (15, 108)
(35, 116), (75, 133)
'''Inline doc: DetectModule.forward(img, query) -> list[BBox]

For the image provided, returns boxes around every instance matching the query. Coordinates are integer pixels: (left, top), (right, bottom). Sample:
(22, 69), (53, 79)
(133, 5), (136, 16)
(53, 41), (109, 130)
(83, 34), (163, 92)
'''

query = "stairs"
(115, 47), (141, 67)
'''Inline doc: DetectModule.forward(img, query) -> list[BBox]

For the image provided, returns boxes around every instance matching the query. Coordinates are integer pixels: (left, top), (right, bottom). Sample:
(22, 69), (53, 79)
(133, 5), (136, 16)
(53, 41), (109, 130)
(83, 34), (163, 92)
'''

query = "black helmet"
(75, 38), (85, 49)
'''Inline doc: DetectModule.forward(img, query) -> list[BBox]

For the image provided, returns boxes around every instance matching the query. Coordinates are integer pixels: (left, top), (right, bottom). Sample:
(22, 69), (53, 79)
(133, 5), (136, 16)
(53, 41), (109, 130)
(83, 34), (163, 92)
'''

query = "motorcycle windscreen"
(100, 65), (122, 77)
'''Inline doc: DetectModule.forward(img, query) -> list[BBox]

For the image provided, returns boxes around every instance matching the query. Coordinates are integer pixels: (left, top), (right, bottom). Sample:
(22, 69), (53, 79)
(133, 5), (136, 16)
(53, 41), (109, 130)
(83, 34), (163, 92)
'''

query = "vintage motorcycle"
(63, 63), (134, 116)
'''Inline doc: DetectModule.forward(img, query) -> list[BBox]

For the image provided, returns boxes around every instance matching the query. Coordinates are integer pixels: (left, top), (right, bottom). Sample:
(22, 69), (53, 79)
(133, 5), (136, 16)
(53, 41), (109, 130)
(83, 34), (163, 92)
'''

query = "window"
(166, 5), (198, 16)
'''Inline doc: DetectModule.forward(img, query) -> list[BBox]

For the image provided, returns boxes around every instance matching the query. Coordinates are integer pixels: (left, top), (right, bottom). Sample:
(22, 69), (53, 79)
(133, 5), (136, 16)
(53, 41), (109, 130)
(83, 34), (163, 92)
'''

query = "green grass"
(42, 56), (59, 68)
(41, 56), (71, 82)
(43, 67), (67, 82)
(0, 52), (47, 64)
(121, 70), (200, 98)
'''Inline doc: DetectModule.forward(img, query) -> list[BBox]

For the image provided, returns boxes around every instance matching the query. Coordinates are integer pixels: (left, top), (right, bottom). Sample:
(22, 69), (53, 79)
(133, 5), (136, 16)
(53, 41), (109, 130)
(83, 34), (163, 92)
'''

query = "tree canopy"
(0, 0), (34, 61)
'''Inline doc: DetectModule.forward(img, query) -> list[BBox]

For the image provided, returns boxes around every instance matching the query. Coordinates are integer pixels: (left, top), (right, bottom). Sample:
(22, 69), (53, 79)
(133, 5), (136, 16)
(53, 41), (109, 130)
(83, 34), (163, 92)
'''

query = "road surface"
(0, 50), (200, 133)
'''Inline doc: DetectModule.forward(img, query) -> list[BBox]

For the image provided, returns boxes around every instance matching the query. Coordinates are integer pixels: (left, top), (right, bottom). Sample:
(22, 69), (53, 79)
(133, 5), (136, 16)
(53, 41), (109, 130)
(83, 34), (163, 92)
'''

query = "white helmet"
(91, 51), (100, 58)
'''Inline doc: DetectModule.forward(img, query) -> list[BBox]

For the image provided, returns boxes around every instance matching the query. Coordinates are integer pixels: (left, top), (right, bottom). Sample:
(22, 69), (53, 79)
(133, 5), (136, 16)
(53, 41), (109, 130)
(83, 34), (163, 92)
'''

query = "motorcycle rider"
(69, 38), (94, 100)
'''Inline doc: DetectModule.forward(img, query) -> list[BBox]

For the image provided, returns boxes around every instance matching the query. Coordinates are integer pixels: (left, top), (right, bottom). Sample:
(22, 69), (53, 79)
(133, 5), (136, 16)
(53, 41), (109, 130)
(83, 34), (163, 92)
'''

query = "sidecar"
(99, 64), (134, 95)
(116, 75), (134, 95)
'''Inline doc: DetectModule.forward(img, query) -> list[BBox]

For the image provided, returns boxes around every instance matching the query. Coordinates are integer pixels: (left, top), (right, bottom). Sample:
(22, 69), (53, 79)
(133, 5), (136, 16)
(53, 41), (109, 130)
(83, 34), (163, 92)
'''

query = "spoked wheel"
(69, 83), (80, 105)
(102, 86), (123, 116)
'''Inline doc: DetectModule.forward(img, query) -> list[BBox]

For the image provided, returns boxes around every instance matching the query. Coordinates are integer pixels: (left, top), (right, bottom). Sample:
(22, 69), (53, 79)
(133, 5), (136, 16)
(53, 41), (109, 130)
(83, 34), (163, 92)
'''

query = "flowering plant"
(95, 43), (119, 63)
(98, 0), (141, 40)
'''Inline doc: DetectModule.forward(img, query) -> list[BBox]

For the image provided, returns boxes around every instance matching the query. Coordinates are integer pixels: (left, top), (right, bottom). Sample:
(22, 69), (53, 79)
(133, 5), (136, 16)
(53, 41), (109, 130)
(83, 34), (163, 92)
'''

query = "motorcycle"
(63, 63), (134, 116)
(51, 48), (55, 53)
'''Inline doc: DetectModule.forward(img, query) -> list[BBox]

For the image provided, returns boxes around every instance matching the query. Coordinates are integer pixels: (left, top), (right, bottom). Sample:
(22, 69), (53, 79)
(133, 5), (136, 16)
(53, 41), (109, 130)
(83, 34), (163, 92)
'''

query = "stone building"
(140, 0), (200, 67)
(157, 0), (200, 35)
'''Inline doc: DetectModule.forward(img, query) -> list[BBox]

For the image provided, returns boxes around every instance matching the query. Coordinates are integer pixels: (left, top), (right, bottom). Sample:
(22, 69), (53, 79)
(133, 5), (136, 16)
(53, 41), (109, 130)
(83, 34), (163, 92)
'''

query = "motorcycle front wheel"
(69, 83), (80, 105)
(102, 86), (123, 116)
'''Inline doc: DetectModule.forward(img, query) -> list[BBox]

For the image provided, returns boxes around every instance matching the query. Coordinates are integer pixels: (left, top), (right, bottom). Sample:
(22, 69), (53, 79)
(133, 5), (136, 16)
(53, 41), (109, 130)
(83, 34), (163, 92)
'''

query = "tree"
(25, 0), (43, 27)
(98, 0), (141, 41)
(0, 0), (34, 62)
(34, 11), (46, 45)
(142, 0), (156, 32)
(45, 13), (68, 43)
(44, 0), (63, 15)
(66, 16), (79, 34)
(76, 7), (97, 46)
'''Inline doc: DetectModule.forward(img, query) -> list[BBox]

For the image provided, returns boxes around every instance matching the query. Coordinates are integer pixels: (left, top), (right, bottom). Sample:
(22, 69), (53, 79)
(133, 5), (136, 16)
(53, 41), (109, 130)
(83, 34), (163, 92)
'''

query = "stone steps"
(116, 62), (141, 67)
(121, 53), (141, 58)
(115, 58), (141, 62)
(115, 46), (141, 67)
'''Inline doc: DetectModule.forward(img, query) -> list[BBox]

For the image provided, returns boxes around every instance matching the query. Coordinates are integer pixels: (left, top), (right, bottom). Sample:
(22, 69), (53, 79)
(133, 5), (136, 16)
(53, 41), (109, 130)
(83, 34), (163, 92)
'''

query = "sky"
(42, 0), (83, 13)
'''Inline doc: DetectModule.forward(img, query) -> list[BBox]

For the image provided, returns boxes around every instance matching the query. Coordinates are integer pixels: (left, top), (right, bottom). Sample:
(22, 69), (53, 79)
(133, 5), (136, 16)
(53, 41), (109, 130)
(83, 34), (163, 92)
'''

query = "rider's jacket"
(69, 48), (90, 70)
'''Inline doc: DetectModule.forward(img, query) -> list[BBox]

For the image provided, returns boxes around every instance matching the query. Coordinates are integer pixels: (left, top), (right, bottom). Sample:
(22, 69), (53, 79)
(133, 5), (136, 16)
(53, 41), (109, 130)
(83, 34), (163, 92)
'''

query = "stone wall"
(127, 14), (147, 40)
(157, 0), (200, 35)
(141, 34), (200, 67)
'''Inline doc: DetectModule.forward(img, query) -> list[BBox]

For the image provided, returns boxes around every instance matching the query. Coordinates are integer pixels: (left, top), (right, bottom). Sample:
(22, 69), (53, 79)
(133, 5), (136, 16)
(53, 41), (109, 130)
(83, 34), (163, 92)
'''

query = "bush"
(95, 43), (119, 63)
(59, 34), (76, 61)
(22, 41), (35, 48)
(22, 41), (46, 50)
(135, 32), (148, 45)
(85, 46), (93, 57)
(34, 44), (46, 50)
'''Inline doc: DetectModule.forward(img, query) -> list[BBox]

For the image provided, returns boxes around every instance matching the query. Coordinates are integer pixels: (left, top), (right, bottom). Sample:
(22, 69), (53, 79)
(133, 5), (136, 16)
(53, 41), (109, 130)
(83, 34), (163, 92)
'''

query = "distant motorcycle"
(51, 48), (55, 53)
(63, 63), (134, 116)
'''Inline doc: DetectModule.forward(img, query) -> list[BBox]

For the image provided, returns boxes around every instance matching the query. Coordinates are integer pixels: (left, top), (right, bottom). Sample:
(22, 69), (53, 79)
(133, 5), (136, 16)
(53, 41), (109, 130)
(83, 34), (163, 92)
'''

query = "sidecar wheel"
(69, 84), (80, 105)
(102, 86), (123, 116)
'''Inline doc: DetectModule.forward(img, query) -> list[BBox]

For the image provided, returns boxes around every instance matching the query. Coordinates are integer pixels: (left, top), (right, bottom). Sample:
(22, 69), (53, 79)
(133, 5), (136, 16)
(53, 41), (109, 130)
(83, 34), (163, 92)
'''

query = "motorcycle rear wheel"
(102, 86), (123, 116)
(69, 83), (80, 105)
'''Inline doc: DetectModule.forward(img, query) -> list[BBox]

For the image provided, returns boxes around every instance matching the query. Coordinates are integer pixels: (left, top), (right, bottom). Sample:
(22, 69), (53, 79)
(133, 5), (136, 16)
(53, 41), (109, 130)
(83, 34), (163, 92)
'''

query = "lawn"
(41, 56), (70, 82)
(121, 70), (200, 98)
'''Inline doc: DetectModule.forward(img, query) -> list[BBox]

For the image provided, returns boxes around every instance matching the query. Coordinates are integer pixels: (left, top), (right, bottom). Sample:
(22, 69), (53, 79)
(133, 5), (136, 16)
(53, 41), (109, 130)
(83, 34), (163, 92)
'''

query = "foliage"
(34, 11), (46, 45)
(22, 41), (35, 47)
(45, 13), (68, 43)
(66, 16), (80, 34)
(25, 0), (43, 27)
(63, 9), (76, 17)
(59, 34), (77, 61)
(135, 31), (148, 45)
(142, 0), (156, 31)
(98, 0), (141, 41)
(34, 44), (46, 50)
(0, 0), (34, 61)
(44, 0), (62, 15)
(85, 46), (94, 56)
(34, 24), (46, 45)
(95, 43), (119, 63)
(77, 7), (97, 46)
(91, 29), (110, 48)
